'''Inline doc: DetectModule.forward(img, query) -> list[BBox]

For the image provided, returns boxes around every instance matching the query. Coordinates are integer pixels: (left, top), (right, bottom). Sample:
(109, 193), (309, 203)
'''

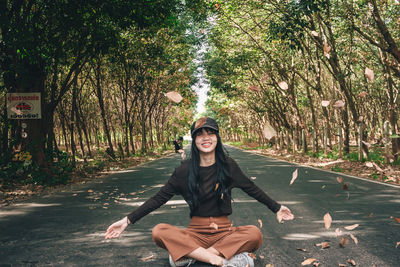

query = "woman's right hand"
(105, 217), (129, 239)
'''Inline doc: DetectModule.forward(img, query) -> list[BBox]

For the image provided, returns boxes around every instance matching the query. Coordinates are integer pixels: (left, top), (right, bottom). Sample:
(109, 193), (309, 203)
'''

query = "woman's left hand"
(277, 205), (294, 223)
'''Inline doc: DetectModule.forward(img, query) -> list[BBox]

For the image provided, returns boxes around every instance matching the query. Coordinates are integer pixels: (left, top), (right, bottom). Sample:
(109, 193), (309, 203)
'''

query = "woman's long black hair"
(187, 128), (230, 215)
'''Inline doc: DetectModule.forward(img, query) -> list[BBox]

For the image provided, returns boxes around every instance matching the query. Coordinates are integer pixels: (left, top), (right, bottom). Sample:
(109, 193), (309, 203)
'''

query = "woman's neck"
(199, 152), (216, 167)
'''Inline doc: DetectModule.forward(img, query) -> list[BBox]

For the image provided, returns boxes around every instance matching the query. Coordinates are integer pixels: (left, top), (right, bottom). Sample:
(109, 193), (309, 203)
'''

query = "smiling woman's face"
(194, 128), (218, 155)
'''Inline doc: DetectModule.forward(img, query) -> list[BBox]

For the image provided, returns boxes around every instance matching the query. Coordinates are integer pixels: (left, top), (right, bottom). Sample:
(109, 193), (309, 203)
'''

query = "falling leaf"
(340, 236), (349, 247)
(316, 242), (330, 249)
(258, 219), (263, 228)
(335, 228), (343, 237)
(336, 177), (344, 183)
(350, 233), (358, 244)
(165, 91), (183, 103)
(278, 81), (289, 90)
(359, 91), (368, 97)
(344, 224), (359, 230)
(141, 255), (155, 262)
(347, 259), (356, 266)
(249, 85), (260, 92)
(210, 222), (218, 230)
(301, 258), (317, 266)
(290, 168), (298, 185)
(332, 100), (345, 108)
(321, 100), (330, 107)
(365, 67), (374, 83)
(365, 162), (374, 168)
(311, 30), (319, 36)
(263, 123), (277, 140)
(323, 42), (331, 58)
(324, 213), (332, 229)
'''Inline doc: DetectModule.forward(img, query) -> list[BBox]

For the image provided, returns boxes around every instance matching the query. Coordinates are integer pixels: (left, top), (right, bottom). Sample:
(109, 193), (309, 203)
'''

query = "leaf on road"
(215, 183), (219, 191)
(316, 242), (330, 249)
(392, 216), (400, 223)
(88, 189), (93, 193)
(342, 183), (349, 190)
(290, 169), (298, 185)
(141, 255), (155, 262)
(258, 219), (263, 228)
(350, 233), (358, 244)
(251, 176), (256, 180)
(344, 224), (359, 230)
(324, 213), (332, 229)
(396, 242), (400, 248)
(340, 236), (349, 247)
(301, 258), (316, 266)
(278, 81), (289, 90)
(210, 222), (218, 230)
(165, 91), (183, 103)
(348, 259), (356, 266)
(297, 248), (307, 252)
(265, 264), (274, 267)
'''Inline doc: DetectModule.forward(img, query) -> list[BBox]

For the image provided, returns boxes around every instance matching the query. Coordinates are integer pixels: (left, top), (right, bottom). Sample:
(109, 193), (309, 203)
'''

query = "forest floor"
(1, 144), (399, 208)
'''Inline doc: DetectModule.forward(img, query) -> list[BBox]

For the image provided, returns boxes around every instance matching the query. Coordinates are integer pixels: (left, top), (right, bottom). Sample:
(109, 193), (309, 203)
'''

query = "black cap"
(190, 117), (219, 137)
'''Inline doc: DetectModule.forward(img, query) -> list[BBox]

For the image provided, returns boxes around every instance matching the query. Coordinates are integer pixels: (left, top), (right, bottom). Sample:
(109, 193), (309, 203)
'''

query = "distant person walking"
(105, 117), (294, 267)
(173, 136), (185, 159)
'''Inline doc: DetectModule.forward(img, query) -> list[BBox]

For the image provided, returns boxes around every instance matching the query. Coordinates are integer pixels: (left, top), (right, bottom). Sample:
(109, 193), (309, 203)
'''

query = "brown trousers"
(152, 216), (262, 262)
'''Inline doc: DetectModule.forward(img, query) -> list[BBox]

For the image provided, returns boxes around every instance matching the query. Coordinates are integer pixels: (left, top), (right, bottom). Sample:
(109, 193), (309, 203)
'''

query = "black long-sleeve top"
(127, 157), (281, 224)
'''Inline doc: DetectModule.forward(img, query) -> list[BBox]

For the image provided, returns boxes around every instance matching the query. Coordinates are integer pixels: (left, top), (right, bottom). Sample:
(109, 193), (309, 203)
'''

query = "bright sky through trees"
(192, 43), (210, 116)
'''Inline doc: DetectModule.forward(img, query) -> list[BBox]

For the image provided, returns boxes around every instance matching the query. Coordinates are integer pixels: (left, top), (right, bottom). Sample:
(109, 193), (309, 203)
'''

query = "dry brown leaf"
(324, 213), (332, 229)
(347, 259), (356, 266)
(297, 248), (307, 252)
(141, 255), (155, 262)
(350, 233), (358, 244)
(210, 222), (218, 230)
(165, 91), (183, 103)
(265, 264), (274, 267)
(344, 224), (359, 230)
(365, 161), (374, 168)
(365, 67), (374, 83)
(316, 242), (330, 249)
(258, 219), (263, 228)
(290, 168), (298, 185)
(396, 241), (400, 248)
(301, 258), (317, 266)
(313, 263), (320, 267)
(340, 236), (349, 247)
(321, 100), (330, 107)
(338, 264), (346, 267)
(336, 177), (344, 183)
(278, 81), (289, 90)
(332, 100), (345, 108)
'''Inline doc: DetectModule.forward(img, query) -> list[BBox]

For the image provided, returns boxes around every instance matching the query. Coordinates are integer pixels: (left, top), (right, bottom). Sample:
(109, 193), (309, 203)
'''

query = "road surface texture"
(1, 145), (400, 266)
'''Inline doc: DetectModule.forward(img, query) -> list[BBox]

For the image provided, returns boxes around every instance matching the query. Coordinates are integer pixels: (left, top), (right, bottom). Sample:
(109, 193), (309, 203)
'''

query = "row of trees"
(0, 0), (214, 184)
(204, 0), (400, 162)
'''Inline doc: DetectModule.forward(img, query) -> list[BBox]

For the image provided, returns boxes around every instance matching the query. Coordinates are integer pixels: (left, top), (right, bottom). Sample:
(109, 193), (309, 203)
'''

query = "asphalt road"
(1, 145), (400, 267)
